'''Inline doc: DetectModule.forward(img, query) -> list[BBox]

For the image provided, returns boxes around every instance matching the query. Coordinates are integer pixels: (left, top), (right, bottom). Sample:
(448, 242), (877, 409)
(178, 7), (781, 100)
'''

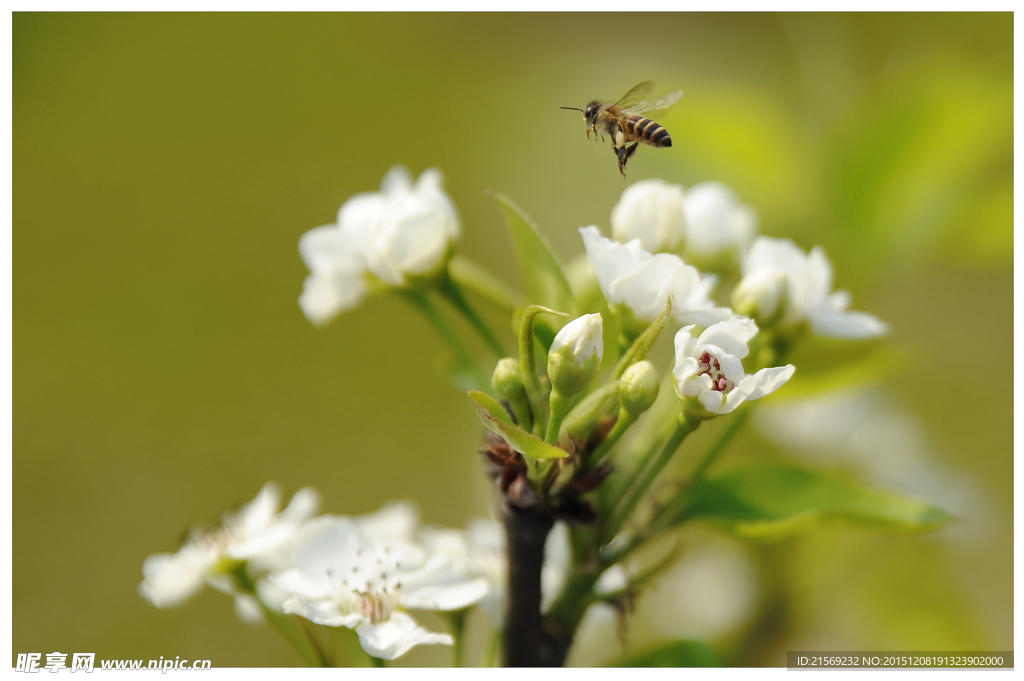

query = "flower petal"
(298, 225), (350, 273)
(401, 577), (489, 611)
(234, 594), (265, 625)
(745, 364), (797, 401)
(380, 165), (413, 195)
(354, 500), (420, 541)
(579, 226), (649, 303)
(743, 236), (807, 275)
(336, 193), (386, 260)
(696, 319), (759, 360)
(138, 545), (216, 608)
(239, 483), (281, 537)
(298, 269), (368, 326)
(809, 308), (890, 339)
(279, 487), (322, 524)
(355, 613), (453, 660)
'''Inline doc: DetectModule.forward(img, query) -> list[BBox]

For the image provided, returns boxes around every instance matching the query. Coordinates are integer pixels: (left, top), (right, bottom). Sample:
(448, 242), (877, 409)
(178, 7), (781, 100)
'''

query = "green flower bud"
(619, 361), (660, 417)
(732, 269), (787, 327)
(547, 313), (604, 397)
(491, 357), (525, 399)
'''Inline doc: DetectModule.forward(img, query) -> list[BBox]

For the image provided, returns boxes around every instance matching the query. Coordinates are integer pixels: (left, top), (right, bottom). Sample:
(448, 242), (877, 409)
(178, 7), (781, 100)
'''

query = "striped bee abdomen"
(624, 115), (672, 148)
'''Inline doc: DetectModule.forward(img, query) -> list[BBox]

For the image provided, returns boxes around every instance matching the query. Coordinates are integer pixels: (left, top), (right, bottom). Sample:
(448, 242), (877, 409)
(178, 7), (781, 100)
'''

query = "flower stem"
(369, 656), (386, 668)
(646, 405), (753, 536)
(440, 608), (469, 667)
(447, 254), (516, 313)
(545, 389), (572, 445)
(604, 413), (698, 541)
(439, 273), (507, 357)
(482, 629), (503, 667)
(402, 289), (486, 388)
(691, 404), (751, 481)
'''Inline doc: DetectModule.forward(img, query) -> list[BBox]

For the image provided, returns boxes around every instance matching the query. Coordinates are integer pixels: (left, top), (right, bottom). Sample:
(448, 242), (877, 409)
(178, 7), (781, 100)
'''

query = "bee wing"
(607, 81), (655, 114)
(631, 90), (683, 114)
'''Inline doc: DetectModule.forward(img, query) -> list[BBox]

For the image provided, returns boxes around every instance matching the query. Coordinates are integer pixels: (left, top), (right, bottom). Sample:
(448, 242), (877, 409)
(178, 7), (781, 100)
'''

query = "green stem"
(369, 656), (386, 668)
(403, 289), (486, 388)
(482, 629), (502, 667)
(604, 414), (698, 541)
(545, 389), (573, 445)
(332, 627), (372, 667)
(440, 608), (469, 667)
(648, 405), (753, 536)
(447, 254), (516, 313)
(691, 404), (751, 481)
(439, 274), (507, 357)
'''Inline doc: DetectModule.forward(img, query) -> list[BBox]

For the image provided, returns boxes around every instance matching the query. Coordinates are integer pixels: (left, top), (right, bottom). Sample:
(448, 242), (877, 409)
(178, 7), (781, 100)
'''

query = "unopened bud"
(491, 357), (525, 399)
(619, 361), (660, 417)
(547, 313), (604, 397)
(732, 269), (787, 327)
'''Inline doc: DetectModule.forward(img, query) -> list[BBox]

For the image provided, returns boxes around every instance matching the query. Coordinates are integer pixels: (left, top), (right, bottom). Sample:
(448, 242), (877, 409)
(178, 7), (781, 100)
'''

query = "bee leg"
(616, 145), (629, 178)
(623, 142), (639, 166)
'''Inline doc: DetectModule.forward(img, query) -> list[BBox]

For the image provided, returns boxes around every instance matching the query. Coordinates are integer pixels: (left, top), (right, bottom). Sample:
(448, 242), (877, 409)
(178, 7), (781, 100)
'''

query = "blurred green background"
(14, 12), (1012, 667)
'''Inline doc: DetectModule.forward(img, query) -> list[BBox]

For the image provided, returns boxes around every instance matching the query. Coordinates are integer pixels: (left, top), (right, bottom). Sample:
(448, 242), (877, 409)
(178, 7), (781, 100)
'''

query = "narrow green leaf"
(467, 391), (569, 460)
(612, 294), (674, 381)
(678, 464), (952, 537)
(609, 640), (720, 667)
(493, 194), (575, 315)
(467, 390), (515, 427)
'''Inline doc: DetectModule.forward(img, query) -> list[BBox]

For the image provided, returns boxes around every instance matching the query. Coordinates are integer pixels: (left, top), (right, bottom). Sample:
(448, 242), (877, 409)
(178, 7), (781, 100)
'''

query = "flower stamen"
(697, 351), (733, 393)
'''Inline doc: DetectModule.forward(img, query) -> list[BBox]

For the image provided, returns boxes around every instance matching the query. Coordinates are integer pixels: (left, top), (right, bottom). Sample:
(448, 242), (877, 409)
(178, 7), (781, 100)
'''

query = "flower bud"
(619, 361), (660, 417)
(610, 179), (686, 253)
(491, 357), (525, 399)
(731, 269), (787, 327)
(547, 313), (604, 397)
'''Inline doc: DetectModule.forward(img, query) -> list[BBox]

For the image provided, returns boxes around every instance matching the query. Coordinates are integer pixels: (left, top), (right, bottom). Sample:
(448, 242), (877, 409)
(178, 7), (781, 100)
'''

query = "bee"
(562, 81), (683, 178)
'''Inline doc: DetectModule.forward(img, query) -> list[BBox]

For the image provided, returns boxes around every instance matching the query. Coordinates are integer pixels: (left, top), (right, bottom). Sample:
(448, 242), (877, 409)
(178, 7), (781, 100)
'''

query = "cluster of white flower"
(581, 177), (889, 418)
(298, 166), (460, 325)
(139, 485), (568, 661)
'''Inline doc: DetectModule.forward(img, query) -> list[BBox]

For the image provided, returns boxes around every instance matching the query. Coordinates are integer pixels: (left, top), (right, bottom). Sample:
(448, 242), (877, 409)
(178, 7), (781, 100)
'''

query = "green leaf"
(492, 194), (575, 316)
(612, 294), (674, 380)
(467, 390), (568, 460)
(608, 640), (720, 667)
(677, 464), (952, 537)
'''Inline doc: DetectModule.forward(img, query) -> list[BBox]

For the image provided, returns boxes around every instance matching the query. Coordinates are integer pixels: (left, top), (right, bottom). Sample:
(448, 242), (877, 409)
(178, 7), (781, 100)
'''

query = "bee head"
(584, 101), (600, 124)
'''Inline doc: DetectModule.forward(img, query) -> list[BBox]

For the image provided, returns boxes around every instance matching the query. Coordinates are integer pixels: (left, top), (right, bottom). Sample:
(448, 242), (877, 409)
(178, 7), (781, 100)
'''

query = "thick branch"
(503, 508), (567, 666)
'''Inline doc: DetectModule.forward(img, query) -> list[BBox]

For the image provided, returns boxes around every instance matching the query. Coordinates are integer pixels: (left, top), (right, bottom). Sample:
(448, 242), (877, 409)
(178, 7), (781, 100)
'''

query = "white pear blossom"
(610, 179), (686, 253)
(139, 483), (321, 617)
(739, 237), (889, 339)
(298, 165), (460, 325)
(673, 319), (795, 418)
(270, 512), (488, 660)
(579, 226), (733, 332)
(681, 182), (757, 259)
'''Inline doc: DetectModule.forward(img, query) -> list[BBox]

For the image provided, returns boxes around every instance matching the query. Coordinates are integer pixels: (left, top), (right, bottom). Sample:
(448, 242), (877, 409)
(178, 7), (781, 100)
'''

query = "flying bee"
(562, 81), (683, 178)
